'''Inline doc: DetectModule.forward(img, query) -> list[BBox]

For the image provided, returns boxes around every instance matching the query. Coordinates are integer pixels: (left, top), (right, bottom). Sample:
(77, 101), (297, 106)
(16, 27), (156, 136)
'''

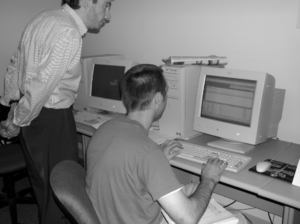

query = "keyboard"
(176, 141), (252, 173)
(74, 110), (111, 129)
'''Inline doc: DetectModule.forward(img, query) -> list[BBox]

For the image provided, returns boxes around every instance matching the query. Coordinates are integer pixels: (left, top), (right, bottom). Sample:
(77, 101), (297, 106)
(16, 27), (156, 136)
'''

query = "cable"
(268, 212), (274, 224)
(223, 200), (236, 208)
(222, 199), (280, 224)
(222, 201), (255, 224)
(222, 199), (255, 210)
(243, 214), (253, 224)
(236, 207), (256, 211)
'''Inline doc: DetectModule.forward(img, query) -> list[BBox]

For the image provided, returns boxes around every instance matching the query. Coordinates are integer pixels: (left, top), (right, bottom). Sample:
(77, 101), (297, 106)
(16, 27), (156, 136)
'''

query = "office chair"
(0, 104), (36, 224)
(0, 140), (36, 224)
(50, 160), (100, 224)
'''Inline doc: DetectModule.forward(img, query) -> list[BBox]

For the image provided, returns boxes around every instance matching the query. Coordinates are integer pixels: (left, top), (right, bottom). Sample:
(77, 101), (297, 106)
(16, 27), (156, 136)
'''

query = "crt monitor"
(86, 58), (139, 114)
(193, 66), (276, 154)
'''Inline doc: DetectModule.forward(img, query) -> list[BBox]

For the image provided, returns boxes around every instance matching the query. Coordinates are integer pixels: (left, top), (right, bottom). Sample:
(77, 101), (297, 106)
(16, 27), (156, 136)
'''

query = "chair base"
(0, 191), (36, 224)
(0, 173), (36, 224)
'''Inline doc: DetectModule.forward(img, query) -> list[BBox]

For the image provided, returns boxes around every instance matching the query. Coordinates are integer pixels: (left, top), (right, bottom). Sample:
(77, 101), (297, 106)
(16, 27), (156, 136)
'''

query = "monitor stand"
(207, 138), (254, 154)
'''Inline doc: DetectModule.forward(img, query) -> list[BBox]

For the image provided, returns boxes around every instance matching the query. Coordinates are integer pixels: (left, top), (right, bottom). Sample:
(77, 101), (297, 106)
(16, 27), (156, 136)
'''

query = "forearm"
(1, 51), (21, 106)
(13, 95), (44, 127)
(160, 158), (225, 224)
(8, 102), (18, 117)
(188, 179), (217, 222)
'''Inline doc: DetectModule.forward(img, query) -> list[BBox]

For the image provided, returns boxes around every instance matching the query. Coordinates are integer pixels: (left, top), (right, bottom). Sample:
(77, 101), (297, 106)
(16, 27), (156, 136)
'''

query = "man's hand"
(201, 158), (228, 184)
(161, 139), (183, 161)
(0, 119), (20, 139)
(0, 103), (20, 139)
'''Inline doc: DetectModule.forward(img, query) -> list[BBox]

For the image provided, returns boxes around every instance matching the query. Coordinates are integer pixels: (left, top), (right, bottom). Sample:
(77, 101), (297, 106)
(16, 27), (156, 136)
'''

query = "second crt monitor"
(86, 58), (139, 114)
(193, 66), (284, 154)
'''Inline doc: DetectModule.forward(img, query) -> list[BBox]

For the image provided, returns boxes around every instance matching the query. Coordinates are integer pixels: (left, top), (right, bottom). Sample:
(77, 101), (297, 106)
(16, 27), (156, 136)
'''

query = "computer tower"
(159, 65), (203, 140)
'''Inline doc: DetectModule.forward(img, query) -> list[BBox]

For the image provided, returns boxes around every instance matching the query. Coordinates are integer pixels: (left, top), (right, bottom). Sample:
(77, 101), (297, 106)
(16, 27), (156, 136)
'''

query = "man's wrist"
(200, 177), (218, 187)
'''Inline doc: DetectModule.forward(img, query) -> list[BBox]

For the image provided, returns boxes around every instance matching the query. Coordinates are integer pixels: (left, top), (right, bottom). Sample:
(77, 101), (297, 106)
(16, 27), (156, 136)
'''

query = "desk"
(256, 143), (300, 224)
(76, 122), (300, 224)
(172, 135), (300, 224)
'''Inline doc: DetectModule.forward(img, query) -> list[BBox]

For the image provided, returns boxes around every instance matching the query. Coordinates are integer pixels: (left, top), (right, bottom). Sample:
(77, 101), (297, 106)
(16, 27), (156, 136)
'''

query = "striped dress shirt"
(0, 4), (87, 127)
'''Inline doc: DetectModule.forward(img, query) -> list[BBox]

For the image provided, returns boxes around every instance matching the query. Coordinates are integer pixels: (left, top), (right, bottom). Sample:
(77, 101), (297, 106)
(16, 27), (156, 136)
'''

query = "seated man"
(86, 64), (228, 224)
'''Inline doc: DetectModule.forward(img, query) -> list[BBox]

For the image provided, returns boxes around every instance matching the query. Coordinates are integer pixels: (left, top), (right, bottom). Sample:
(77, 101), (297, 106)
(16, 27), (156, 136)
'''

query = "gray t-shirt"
(86, 117), (182, 224)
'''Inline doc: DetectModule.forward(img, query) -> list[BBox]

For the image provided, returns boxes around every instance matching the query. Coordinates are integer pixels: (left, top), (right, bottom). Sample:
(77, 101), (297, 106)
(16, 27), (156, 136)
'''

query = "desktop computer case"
(159, 65), (202, 140)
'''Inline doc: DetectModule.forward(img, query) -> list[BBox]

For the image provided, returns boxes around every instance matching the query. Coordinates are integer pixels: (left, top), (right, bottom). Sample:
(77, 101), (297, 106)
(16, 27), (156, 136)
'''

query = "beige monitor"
(193, 66), (279, 154)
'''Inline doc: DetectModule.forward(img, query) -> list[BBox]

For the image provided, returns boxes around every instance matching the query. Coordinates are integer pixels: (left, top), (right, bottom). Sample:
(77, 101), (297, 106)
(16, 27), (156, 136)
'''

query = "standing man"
(0, 0), (113, 223)
(86, 64), (228, 224)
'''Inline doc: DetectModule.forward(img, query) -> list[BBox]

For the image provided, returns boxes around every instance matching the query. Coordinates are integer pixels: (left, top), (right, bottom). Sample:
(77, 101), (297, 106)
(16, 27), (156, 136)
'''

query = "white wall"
(1, 0), (299, 144)
(81, 0), (300, 144)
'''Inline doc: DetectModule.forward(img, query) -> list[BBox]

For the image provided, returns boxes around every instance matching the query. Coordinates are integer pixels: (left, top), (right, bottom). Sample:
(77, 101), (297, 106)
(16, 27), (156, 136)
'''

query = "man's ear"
(154, 92), (163, 107)
(81, 0), (91, 9)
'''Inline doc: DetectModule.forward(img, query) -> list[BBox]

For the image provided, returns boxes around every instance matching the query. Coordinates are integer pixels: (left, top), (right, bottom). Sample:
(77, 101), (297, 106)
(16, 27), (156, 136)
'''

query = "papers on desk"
(148, 128), (177, 145)
(73, 110), (113, 129)
(88, 120), (103, 129)
(161, 198), (238, 224)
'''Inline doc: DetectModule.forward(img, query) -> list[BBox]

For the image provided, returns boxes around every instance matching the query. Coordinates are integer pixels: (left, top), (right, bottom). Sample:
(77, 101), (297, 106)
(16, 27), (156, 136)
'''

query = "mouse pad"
(249, 159), (297, 183)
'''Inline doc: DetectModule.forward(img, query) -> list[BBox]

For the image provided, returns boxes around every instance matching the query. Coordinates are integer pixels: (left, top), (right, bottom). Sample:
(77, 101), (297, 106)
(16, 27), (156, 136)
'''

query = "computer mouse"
(256, 161), (272, 173)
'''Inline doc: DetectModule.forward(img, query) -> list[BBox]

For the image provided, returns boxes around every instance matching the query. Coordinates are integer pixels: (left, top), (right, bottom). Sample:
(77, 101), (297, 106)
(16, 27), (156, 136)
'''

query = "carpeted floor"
(0, 175), (39, 224)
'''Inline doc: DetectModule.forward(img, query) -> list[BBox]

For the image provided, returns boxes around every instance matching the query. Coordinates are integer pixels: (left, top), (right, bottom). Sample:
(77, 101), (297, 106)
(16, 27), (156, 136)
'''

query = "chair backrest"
(50, 160), (100, 224)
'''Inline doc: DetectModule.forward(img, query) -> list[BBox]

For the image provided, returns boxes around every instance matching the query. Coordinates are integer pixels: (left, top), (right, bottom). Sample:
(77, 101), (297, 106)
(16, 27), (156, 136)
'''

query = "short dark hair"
(61, 0), (98, 9)
(120, 64), (167, 113)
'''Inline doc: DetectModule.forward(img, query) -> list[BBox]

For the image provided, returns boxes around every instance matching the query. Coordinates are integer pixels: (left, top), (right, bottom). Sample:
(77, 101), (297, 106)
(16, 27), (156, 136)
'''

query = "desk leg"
(82, 135), (87, 169)
(283, 206), (300, 224)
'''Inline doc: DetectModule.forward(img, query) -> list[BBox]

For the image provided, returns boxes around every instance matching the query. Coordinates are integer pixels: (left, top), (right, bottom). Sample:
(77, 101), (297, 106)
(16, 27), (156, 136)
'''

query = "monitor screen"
(86, 58), (139, 114)
(91, 64), (124, 101)
(201, 76), (256, 127)
(193, 66), (276, 154)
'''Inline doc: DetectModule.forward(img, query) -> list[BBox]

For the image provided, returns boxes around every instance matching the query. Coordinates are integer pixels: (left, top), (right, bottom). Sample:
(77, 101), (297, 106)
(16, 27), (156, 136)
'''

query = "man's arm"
(0, 49), (22, 139)
(0, 50), (22, 107)
(158, 158), (227, 224)
(13, 30), (81, 127)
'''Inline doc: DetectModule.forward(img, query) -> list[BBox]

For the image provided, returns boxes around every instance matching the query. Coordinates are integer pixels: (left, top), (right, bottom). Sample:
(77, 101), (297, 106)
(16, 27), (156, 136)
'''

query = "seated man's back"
(86, 117), (182, 223)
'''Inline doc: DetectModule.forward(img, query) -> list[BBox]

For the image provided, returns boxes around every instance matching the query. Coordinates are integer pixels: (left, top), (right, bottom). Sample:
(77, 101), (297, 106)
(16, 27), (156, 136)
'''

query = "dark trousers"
(19, 107), (78, 224)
